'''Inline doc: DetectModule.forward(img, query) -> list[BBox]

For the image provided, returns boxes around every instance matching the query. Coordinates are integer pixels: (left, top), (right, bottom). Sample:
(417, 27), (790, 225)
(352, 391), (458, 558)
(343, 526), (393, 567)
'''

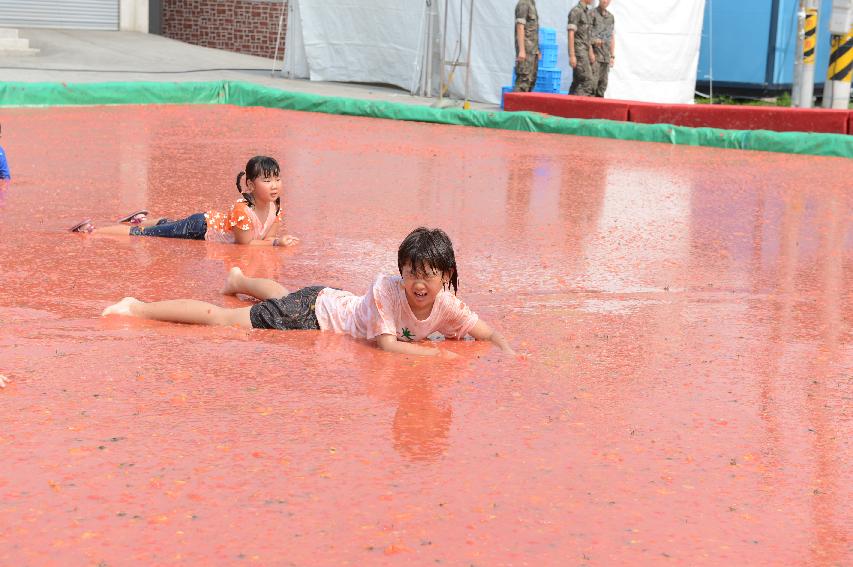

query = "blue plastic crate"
(533, 81), (561, 93)
(535, 76), (560, 87)
(510, 66), (562, 94)
(534, 67), (562, 93)
(514, 66), (560, 83)
(540, 44), (558, 68)
(537, 68), (561, 83)
(500, 86), (513, 109)
(539, 27), (556, 45)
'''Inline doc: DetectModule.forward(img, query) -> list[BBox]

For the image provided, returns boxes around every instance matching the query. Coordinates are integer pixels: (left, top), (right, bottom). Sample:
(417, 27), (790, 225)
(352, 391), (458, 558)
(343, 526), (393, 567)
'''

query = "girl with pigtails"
(69, 156), (299, 247)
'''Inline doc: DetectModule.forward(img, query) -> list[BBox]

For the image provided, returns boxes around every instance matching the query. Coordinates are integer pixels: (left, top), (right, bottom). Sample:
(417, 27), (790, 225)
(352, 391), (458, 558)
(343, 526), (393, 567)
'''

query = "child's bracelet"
(272, 238), (280, 247)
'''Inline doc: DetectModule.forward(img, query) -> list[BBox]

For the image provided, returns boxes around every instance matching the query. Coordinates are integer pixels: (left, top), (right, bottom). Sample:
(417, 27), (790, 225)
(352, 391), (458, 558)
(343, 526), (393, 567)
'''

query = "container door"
(0, 0), (119, 31)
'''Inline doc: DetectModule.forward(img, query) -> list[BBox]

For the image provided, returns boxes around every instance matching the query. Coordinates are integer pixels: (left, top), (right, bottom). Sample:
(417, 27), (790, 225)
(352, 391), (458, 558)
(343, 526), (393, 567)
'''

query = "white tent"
(283, 0), (707, 105)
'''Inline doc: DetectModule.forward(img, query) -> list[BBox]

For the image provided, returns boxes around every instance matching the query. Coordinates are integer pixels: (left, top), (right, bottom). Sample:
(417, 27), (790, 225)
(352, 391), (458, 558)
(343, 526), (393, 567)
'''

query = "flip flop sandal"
(116, 209), (150, 224)
(69, 219), (94, 233)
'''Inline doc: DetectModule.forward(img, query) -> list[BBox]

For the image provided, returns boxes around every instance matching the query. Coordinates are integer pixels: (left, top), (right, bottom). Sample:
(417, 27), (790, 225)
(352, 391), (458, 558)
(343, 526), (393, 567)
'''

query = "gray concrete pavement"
(0, 29), (498, 110)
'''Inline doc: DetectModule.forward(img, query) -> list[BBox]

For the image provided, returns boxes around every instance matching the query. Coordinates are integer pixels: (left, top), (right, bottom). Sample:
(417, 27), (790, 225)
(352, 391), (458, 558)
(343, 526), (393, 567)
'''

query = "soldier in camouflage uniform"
(514, 0), (540, 92)
(567, 0), (596, 96)
(591, 0), (615, 97)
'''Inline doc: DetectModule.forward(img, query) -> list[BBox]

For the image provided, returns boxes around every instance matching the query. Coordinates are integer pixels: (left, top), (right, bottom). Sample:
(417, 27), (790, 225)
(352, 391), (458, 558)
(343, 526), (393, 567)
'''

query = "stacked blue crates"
(501, 27), (562, 108)
(534, 27), (561, 93)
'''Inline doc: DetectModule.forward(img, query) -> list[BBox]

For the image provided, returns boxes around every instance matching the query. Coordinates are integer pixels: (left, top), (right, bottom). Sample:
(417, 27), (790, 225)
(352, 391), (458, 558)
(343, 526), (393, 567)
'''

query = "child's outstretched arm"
(259, 217), (299, 246)
(467, 320), (516, 355)
(376, 334), (458, 358)
(233, 227), (298, 247)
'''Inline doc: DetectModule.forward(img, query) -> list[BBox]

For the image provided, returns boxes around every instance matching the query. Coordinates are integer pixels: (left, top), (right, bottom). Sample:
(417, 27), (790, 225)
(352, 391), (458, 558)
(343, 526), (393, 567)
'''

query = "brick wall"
(161, 0), (287, 60)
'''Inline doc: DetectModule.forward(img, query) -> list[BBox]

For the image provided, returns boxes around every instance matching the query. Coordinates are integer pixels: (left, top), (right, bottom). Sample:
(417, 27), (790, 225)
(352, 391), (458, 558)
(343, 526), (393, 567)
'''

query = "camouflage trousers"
(593, 59), (610, 97)
(569, 52), (597, 96)
(514, 55), (539, 92)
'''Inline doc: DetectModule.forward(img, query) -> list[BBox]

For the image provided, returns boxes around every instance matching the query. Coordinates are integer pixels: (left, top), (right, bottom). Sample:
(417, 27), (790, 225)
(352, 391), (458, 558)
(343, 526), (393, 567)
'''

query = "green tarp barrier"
(1, 80), (850, 158)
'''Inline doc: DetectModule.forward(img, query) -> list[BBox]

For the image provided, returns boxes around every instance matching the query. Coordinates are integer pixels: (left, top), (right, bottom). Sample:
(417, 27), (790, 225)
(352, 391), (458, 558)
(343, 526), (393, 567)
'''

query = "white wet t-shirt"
(314, 275), (479, 342)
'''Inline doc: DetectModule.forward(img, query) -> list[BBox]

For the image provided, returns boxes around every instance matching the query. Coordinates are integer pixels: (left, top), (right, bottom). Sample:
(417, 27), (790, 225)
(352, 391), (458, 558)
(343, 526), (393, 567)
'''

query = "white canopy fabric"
(284, 0), (706, 105)
(285, 0), (426, 92)
(604, 1), (707, 103)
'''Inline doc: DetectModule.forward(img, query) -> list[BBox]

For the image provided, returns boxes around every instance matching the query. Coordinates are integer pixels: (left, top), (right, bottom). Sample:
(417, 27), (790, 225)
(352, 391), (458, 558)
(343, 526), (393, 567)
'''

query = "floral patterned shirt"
(203, 199), (280, 244)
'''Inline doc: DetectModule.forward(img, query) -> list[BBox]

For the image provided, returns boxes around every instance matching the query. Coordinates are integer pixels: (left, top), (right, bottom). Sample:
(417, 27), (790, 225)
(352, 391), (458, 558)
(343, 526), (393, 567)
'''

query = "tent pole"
(415, 0), (429, 95)
(438, 0), (449, 104)
(270, 0), (286, 76)
(426, 0), (434, 96)
(463, 0), (474, 108)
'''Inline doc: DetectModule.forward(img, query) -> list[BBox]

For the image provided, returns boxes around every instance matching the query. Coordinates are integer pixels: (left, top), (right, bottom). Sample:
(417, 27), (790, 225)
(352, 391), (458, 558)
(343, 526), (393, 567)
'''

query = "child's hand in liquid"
(496, 345), (528, 361)
(504, 350), (529, 361)
(488, 349), (528, 362)
(272, 235), (300, 247)
(0, 374), (10, 388)
(436, 348), (459, 360)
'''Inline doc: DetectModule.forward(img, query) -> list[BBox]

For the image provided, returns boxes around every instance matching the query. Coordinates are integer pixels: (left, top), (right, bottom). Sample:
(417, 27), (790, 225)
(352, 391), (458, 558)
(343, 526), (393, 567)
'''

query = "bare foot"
(69, 219), (95, 233)
(101, 297), (141, 317)
(116, 209), (150, 224)
(221, 267), (245, 295)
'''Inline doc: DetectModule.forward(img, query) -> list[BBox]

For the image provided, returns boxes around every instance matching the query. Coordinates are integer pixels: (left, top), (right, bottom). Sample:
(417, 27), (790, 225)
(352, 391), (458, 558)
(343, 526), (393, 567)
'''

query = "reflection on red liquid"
(0, 179), (8, 209)
(0, 105), (850, 565)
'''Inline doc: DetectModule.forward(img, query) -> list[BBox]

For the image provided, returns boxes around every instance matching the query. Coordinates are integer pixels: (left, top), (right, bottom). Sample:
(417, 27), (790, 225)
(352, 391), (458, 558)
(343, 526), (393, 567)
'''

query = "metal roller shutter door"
(0, 0), (119, 31)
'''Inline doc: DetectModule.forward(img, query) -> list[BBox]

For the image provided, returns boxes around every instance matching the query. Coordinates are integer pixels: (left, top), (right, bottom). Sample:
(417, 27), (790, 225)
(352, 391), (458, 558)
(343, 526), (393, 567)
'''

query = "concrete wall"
(160, 0), (286, 59)
(121, 0), (149, 33)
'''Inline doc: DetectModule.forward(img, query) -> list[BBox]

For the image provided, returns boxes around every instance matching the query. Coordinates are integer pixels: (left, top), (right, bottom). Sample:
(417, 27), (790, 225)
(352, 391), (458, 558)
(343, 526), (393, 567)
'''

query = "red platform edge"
(504, 92), (630, 121)
(503, 92), (852, 135)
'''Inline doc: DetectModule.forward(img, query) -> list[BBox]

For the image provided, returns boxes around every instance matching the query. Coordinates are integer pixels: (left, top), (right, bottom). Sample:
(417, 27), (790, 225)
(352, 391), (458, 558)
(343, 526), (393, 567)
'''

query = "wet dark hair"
(397, 227), (459, 294)
(235, 155), (281, 215)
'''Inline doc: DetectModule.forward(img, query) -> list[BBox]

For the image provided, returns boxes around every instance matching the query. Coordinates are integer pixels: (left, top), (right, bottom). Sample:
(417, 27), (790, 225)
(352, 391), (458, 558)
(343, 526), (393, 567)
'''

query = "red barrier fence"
(503, 93), (853, 135)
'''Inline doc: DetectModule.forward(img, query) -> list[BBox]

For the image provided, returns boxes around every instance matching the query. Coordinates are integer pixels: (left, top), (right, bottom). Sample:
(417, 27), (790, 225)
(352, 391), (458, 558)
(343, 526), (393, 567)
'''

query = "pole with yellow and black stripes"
(797, 1), (819, 107)
(823, 1), (852, 109)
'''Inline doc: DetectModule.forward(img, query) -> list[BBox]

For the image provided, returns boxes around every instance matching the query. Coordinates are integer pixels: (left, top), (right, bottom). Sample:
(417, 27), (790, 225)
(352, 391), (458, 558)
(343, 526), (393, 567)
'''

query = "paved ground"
(0, 28), (498, 110)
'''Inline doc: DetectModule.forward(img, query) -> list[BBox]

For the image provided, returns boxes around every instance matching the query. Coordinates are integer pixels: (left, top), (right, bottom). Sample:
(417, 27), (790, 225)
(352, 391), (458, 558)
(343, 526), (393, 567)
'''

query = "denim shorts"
(249, 286), (326, 331)
(129, 213), (207, 240)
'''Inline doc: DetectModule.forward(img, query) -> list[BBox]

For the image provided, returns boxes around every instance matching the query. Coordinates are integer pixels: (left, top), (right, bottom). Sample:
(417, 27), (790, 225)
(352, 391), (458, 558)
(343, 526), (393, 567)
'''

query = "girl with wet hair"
(103, 227), (517, 358)
(396, 226), (459, 294)
(69, 156), (299, 247)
